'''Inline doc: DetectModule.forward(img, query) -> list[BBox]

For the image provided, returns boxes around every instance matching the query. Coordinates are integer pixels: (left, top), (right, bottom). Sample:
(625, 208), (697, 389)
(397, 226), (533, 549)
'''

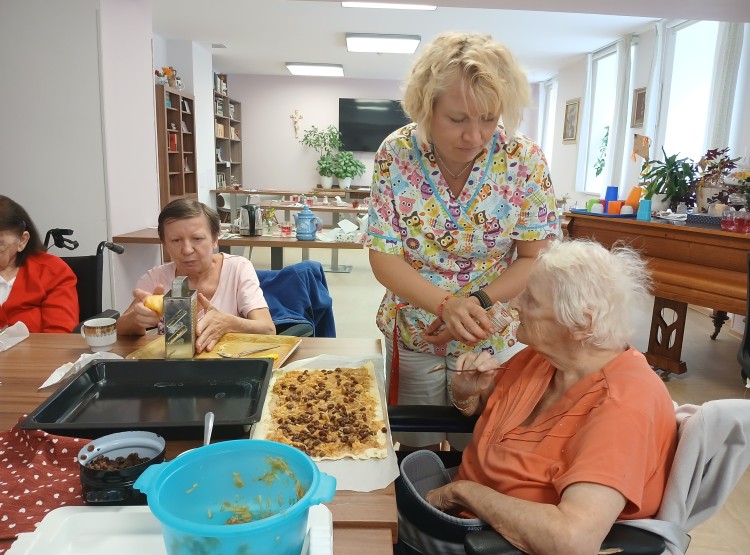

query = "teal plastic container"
(134, 439), (336, 555)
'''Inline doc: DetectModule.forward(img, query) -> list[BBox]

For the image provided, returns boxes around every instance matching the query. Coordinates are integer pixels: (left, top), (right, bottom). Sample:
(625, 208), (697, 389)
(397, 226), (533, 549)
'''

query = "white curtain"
(707, 22), (744, 150)
(606, 36), (632, 190)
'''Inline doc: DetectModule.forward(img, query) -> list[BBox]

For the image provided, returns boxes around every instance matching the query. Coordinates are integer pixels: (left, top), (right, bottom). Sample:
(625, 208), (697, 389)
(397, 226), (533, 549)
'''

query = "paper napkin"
(0, 321), (29, 352)
(40, 351), (122, 390)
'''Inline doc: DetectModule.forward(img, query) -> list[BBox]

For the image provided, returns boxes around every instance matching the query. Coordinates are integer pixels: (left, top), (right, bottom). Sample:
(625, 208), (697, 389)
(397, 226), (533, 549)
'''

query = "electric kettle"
(293, 205), (323, 241)
(239, 204), (263, 236)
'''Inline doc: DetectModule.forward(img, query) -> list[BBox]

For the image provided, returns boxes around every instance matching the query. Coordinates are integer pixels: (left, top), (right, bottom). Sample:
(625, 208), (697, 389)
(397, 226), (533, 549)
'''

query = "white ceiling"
(152, 0), (750, 83)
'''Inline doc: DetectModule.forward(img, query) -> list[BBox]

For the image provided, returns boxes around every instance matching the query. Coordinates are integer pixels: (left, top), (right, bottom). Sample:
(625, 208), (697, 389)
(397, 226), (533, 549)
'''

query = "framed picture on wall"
(631, 87), (647, 128)
(562, 98), (580, 143)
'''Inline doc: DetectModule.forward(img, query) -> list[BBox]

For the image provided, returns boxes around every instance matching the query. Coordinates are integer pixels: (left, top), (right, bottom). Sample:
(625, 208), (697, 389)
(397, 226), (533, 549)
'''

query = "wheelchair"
(44, 229), (125, 331)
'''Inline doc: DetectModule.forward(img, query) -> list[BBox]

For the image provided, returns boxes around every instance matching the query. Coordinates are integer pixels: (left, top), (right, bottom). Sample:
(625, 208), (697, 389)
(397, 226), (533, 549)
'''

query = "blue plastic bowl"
(134, 439), (336, 555)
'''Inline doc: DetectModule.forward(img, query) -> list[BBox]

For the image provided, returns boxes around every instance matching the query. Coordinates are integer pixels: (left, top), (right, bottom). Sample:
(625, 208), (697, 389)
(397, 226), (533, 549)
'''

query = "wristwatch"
(469, 290), (492, 310)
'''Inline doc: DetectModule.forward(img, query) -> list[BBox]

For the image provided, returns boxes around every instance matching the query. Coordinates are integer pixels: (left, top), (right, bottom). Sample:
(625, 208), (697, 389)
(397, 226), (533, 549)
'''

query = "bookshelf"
(155, 84), (197, 208)
(214, 73), (242, 190)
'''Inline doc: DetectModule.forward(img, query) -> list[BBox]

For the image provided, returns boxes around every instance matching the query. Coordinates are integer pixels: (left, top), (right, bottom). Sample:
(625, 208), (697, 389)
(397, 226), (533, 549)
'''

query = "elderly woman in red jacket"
(0, 195), (78, 332)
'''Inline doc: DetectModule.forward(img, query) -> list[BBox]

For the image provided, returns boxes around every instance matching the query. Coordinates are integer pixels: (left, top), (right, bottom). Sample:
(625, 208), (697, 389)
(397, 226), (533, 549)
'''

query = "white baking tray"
(8, 505), (332, 555)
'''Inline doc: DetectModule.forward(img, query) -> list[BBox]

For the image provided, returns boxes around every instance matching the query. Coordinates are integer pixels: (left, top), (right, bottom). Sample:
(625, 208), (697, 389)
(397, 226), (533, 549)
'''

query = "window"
(583, 47), (618, 194)
(659, 21), (719, 161)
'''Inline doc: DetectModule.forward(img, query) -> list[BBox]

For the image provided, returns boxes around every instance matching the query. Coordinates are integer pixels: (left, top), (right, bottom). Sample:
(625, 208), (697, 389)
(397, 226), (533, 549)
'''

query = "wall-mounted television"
(338, 98), (410, 152)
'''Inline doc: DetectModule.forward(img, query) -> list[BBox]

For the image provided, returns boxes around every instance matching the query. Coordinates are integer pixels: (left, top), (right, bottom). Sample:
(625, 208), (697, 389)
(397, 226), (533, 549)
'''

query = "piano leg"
(645, 297), (688, 375)
(710, 310), (729, 340)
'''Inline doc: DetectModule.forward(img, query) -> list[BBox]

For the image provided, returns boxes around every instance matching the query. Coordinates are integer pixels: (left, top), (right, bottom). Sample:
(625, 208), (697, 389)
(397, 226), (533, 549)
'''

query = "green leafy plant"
(300, 125), (343, 177)
(316, 153), (336, 178)
(640, 147), (697, 209)
(332, 151), (366, 179)
(593, 126), (609, 178)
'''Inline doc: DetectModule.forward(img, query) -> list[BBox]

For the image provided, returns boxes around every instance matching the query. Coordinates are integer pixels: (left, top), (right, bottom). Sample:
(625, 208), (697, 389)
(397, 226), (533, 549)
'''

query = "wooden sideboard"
(565, 213), (750, 374)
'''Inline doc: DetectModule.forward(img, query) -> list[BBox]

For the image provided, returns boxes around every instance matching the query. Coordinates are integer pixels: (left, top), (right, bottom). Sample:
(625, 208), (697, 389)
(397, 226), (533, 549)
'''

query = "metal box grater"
(163, 276), (197, 359)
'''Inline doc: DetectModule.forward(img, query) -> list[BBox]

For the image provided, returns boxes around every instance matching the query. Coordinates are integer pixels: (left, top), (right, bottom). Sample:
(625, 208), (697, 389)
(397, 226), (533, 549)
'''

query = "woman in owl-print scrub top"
(363, 32), (559, 448)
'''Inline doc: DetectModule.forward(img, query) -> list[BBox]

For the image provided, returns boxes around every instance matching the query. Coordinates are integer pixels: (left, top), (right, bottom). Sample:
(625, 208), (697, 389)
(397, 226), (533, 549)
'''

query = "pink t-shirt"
(136, 253), (268, 318)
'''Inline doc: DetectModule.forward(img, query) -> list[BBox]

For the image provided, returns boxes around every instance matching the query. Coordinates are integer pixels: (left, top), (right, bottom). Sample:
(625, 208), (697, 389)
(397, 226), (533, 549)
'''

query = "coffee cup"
(590, 203), (605, 214)
(81, 317), (117, 352)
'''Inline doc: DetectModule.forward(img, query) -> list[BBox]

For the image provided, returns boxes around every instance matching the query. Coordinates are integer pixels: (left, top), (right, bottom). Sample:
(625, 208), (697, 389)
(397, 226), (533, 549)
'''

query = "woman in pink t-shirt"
(116, 199), (274, 352)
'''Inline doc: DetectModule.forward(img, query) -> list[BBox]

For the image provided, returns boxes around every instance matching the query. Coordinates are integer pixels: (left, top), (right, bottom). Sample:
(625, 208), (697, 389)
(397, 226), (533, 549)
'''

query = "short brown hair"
(401, 32), (530, 142)
(157, 198), (221, 241)
(0, 195), (43, 266)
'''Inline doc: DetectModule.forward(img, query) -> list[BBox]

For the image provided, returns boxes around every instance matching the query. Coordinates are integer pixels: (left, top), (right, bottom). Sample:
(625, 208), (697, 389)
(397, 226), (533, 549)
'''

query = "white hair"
(535, 239), (652, 349)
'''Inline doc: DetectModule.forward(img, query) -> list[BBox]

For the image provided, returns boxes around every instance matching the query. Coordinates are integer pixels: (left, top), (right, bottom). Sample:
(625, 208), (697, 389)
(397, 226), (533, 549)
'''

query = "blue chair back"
(256, 261), (336, 337)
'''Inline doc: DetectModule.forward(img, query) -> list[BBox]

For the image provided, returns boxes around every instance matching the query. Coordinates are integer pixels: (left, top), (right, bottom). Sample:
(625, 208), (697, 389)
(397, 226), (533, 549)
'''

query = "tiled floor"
(248, 245), (750, 554)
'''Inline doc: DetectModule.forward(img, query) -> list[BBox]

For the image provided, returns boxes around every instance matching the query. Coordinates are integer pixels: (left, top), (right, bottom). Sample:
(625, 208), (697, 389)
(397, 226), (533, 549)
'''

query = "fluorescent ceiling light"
(285, 63), (344, 77)
(342, 2), (436, 10)
(346, 33), (421, 54)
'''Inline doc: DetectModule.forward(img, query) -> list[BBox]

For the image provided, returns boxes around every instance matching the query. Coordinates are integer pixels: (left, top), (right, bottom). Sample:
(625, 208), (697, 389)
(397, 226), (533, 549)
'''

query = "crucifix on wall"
(290, 109), (303, 139)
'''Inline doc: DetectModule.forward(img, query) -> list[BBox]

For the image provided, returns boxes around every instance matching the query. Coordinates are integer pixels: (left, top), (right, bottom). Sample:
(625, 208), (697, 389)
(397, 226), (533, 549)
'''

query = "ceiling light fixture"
(342, 2), (436, 10)
(346, 33), (421, 54)
(285, 63), (344, 77)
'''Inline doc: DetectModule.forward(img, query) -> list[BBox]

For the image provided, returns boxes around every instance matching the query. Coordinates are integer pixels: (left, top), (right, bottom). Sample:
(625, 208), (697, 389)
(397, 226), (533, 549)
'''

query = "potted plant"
(300, 125), (343, 189)
(695, 147), (741, 211)
(640, 147), (697, 211)
(332, 151), (366, 189)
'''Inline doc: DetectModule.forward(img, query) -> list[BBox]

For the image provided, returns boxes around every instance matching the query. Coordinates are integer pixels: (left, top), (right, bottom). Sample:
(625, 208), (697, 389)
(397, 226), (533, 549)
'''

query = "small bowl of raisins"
(77, 431), (166, 506)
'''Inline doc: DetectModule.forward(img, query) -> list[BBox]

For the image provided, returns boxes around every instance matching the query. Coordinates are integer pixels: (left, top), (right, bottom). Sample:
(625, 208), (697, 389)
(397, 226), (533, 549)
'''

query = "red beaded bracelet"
(437, 293), (452, 321)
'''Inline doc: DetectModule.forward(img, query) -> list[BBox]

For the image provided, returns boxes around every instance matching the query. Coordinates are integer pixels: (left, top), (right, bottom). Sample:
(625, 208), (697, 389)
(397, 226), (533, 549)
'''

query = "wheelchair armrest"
(387, 405), (478, 434)
(276, 322), (314, 337)
(72, 309), (120, 334)
(464, 522), (667, 555)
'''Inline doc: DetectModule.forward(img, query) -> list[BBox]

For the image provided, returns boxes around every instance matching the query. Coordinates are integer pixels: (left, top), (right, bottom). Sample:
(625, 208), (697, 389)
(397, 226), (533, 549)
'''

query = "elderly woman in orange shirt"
(397, 239), (678, 555)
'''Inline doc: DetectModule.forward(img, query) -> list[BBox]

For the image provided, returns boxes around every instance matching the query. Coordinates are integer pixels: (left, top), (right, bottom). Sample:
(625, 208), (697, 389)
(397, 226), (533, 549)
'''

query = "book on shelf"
(215, 98), (224, 116)
(230, 127), (240, 140)
(182, 99), (191, 114)
(215, 122), (225, 137)
(184, 156), (191, 172)
(229, 104), (236, 119)
(168, 133), (177, 152)
(181, 120), (189, 133)
(165, 91), (172, 108)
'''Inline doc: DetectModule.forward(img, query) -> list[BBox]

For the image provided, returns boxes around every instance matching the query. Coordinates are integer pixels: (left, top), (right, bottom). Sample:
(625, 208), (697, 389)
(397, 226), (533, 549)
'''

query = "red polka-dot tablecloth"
(0, 419), (86, 553)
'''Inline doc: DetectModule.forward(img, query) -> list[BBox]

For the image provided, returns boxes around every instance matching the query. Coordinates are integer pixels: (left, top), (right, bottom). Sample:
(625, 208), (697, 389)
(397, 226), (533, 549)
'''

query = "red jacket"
(0, 252), (79, 333)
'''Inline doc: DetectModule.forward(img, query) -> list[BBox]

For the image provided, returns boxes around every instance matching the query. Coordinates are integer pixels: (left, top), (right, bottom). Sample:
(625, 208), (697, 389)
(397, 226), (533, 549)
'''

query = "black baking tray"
(21, 359), (273, 439)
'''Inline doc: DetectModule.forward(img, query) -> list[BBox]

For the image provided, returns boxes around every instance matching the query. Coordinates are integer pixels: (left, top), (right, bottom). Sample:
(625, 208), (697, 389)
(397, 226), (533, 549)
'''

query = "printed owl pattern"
(363, 123), (558, 357)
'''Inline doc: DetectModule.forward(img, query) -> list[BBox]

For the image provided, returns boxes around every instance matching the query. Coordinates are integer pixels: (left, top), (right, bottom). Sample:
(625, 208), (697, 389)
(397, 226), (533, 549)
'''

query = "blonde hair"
(401, 32), (530, 141)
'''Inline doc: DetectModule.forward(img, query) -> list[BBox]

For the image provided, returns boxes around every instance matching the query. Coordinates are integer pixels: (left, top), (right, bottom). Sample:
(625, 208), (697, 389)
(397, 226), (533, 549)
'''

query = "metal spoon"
(203, 411), (215, 446)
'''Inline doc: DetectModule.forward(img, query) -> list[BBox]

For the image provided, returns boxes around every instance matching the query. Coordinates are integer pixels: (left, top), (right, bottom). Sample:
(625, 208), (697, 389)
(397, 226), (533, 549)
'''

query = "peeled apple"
(144, 294), (164, 316)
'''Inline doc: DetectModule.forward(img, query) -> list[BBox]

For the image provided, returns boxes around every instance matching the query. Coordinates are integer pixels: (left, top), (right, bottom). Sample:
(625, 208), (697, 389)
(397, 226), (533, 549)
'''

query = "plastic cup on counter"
(590, 203), (605, 214)
(620, 205), (634, 215)
(585, 199), (599, 212)
(607, 201), (623, 214)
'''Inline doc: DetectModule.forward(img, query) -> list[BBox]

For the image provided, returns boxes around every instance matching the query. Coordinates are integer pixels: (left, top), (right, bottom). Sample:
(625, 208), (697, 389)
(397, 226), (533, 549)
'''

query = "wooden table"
(565, 212), (750, 374)
(112, 228), (364, 272)
(0, 335), (396, 554)
(263, 200), (369, 273)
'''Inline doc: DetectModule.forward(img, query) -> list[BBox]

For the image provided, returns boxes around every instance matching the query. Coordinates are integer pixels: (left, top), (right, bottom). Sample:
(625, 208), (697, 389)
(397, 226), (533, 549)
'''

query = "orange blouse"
(456, 348), (677, 519)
